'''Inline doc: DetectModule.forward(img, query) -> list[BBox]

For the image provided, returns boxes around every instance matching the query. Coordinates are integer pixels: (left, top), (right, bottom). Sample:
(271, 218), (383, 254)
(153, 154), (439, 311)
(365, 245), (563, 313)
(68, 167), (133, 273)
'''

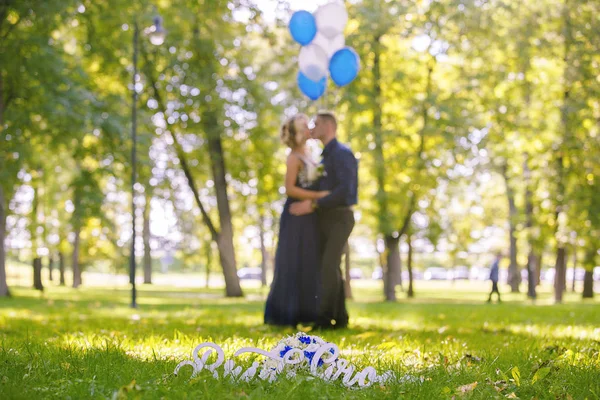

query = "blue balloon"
(289, 11), (317, 46)
(329, 47), (360, 87)
(297, 71), (326, 101)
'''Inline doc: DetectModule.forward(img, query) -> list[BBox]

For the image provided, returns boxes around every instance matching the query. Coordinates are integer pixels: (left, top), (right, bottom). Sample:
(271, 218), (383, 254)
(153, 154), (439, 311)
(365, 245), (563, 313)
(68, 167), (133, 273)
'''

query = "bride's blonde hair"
(280, 114), (307, 149)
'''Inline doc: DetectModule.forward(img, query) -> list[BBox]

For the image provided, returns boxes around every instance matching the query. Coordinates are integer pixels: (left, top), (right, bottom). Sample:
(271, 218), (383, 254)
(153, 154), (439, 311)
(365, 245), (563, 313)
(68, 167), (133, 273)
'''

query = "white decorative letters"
(174, 332), (395, 389)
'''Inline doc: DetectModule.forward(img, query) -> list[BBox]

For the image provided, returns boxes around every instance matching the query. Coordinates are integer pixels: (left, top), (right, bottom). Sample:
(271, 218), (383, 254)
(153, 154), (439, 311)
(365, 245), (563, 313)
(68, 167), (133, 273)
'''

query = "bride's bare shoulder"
(286, 152), (301, 166)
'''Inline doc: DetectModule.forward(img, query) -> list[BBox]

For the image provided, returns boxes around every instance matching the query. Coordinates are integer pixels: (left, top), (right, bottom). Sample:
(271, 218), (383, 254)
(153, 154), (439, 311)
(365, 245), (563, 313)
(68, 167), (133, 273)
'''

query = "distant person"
(487, 252), (502, 303)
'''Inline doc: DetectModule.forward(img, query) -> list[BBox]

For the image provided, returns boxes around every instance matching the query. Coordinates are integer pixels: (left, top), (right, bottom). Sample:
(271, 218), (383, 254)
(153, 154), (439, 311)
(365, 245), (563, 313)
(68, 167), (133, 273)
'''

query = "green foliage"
(1, 0), (599, 296)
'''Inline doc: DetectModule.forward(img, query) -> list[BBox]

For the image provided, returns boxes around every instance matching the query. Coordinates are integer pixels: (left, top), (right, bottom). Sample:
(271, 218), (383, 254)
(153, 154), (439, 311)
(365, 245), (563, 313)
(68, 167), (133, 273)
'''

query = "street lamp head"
(149, 15), (166, 46)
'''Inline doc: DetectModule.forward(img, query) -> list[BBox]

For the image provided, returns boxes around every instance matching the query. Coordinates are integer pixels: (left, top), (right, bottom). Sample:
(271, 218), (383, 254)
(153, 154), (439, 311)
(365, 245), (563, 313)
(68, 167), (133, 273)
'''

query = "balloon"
(289, 10), (317, 46)
(311, 33), (345, 60)
(299, 43), (329, 81)
(329, 47), (360, 87)
(297, 71), (327, 101)
(315, 2), (348, 39)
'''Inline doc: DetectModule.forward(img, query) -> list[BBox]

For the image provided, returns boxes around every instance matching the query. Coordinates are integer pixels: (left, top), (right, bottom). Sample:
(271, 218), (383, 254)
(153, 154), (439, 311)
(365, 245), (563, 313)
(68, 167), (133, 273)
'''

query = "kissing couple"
(264, 112), (358, 330)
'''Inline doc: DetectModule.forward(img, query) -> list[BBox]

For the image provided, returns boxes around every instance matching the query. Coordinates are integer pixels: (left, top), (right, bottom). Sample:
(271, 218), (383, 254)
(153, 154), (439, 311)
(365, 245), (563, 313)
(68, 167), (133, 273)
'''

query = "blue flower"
(279, 345), (292, 358)
(299, 336), (311, 345)
(303, 350), (315, 362)
(304, 351), (326, 367)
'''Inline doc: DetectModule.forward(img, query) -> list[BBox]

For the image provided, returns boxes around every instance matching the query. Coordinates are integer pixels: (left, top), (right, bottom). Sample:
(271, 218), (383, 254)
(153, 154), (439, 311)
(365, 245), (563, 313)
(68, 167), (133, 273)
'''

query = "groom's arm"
(316, 149), (357, 209)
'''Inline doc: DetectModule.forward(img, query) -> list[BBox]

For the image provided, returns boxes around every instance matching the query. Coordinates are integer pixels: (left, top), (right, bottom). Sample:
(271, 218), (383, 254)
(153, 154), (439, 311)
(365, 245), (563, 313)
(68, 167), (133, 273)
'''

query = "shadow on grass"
(2, 286), (599, 350)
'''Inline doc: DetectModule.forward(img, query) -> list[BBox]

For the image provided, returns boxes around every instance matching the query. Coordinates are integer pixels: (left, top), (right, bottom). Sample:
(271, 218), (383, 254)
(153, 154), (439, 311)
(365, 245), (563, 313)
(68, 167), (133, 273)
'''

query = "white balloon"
(298, 43), (329, 81)
(311, 33), (345, 60)
(315, 2), (348, 39)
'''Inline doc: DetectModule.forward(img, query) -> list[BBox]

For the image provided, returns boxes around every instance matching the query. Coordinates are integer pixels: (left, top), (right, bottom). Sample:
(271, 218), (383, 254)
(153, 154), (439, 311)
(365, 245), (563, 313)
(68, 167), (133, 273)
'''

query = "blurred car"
(372, 267), (383, 280)
(499, 269), (508, 284)
(470, 266), (490, 281)
(237, 267), (262, 280)
(521, 268), (529, 281)
(566, 268), (586, 282)
(449, 266), (469, 280)
(424, 267), (449, 280)
(595, 267), (600, 281)
(401, 270), (423, 281)
(542, 268), (555, 282)
(349, 268), (363, 280)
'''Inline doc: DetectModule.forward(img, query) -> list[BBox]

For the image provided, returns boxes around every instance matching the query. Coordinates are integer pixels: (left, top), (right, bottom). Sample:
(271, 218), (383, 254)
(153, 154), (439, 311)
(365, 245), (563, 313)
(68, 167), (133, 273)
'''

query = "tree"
(0, 0), (92, 296)
(342, 0), (475, 300)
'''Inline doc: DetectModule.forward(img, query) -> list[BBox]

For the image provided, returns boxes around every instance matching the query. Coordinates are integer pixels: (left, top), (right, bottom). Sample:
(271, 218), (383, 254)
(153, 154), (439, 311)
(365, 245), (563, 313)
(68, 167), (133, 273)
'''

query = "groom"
(290, 112), (358, 330)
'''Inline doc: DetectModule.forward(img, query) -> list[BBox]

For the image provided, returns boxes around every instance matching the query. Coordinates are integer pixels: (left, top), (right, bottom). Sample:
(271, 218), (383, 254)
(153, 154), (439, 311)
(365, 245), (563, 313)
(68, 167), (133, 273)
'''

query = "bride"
(264, 114), (329, 327)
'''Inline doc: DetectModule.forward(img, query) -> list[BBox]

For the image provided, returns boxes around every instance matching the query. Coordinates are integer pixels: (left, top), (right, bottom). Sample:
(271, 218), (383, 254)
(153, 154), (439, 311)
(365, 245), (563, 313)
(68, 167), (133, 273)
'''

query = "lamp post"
(130, 12), (165, 309)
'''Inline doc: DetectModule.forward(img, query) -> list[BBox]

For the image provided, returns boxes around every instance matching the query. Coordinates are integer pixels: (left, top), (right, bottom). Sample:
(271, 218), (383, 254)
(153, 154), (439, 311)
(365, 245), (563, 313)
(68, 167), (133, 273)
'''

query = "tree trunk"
(259, 216), (268, 288)
(570, 247), (576, 292)
(31, 180), (42, 290)
(371, 33), (394, 301)
(582, 269), (594, 299)
(407, 233), (414, 298)
(502, 166), (520, 292)
(526, 252), (537, 299)
(48, 255), (54, 282)
(59, 251), (66, 286)
(72, 226), (82, 288)
(199, 31), (241, 297)
(508, 195), (520, 292)
(383, 235), (400, 302)
(0, 74), (9, 297)
(582, 248), (595, 299)
(554, 0), (571, 304)
(143, 196), (152, 284)
(142, 44), (242, 297)
(0, 187), (9, 297)
(205, 240), (212, 289)
(536, 252), (543, 286)
(206, 118), (243, 297)
(523, 153), (537, 299)
(554, 247), (567, 303)
(343, 242), (352, 300)
(33, 258), (44, 291)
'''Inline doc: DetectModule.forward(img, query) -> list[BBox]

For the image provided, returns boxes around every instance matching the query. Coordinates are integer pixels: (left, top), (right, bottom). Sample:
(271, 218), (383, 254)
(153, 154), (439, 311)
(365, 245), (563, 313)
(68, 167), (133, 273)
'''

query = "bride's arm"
(285, 154), (329, 200)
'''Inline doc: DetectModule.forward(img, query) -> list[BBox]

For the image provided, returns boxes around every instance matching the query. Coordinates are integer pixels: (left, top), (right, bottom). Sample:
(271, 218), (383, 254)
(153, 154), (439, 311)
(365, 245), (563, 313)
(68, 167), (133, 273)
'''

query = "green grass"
(0, 281), (599, 399)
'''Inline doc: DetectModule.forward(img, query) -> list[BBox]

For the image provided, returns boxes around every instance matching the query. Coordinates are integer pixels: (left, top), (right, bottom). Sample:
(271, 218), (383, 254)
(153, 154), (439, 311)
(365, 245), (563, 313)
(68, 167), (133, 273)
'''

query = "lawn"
(0, 280), (599, 399)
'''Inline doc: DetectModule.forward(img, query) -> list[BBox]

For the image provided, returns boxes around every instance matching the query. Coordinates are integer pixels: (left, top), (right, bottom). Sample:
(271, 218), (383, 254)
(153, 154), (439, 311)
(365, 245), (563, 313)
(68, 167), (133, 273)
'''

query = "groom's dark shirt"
(317, 138), (358, 208)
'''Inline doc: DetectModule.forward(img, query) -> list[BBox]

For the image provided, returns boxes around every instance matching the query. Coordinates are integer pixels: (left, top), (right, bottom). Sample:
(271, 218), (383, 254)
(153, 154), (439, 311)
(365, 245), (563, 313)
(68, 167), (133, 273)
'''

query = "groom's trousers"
(317, 207), (354, 327)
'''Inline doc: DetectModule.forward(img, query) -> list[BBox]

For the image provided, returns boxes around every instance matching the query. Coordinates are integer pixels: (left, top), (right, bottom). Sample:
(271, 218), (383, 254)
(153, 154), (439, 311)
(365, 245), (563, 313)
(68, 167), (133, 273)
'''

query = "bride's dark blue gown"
(264, 168), (320, 327)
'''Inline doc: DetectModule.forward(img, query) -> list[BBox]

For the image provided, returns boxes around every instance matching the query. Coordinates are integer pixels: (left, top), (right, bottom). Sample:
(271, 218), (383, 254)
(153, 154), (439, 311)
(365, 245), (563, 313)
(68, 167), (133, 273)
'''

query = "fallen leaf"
(497, 368), (510, 382)
(457, 381), (478, 394)
(511, 366), (521, 387)
(114, 379), (142, 400)
(486, 378), (508, 392)
(531, 367), (551, 384)
(377, 342), (396, 350)
(355, 332), (377, 339)
(464, 354), (482, 363)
